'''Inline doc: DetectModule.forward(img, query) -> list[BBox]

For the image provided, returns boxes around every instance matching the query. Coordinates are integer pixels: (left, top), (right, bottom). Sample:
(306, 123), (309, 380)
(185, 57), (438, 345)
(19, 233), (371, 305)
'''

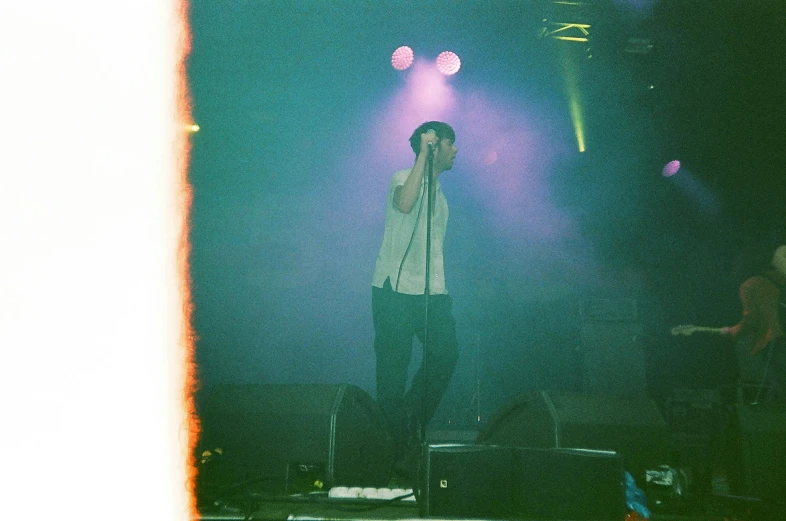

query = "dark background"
(187, 0), (785, 428)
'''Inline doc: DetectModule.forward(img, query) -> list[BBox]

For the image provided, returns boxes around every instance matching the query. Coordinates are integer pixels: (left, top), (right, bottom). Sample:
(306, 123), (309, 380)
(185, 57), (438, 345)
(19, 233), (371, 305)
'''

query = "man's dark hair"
(409, 121), (455, 157)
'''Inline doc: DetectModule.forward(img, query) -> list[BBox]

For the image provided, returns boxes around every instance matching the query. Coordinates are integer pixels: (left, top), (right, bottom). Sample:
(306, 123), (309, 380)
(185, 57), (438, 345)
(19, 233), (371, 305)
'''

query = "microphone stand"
(420, 147), (434, 448)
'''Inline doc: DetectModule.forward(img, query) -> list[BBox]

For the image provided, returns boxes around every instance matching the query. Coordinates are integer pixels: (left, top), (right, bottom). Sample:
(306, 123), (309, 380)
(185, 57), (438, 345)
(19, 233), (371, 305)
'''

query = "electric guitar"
(670, 325), (725, 336)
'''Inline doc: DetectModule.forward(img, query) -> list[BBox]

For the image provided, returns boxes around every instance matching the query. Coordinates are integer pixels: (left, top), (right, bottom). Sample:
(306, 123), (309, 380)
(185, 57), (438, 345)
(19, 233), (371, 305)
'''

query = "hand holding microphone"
(421, 129), (437, 156)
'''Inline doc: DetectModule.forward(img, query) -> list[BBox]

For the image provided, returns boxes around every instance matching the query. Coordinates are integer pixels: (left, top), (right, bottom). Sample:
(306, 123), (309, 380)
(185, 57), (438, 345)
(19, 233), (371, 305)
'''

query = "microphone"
(426, 129), (436, 150)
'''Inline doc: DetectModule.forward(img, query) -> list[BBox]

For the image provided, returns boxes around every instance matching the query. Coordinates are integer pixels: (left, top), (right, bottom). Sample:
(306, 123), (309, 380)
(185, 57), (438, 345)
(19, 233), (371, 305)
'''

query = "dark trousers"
(758, 339), (786, 402)
(372, 278), (459, 453)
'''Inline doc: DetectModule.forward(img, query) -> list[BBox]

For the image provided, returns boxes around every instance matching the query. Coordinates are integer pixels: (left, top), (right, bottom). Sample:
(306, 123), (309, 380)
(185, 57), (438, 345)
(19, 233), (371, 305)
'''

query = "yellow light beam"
(560, 49), (586, 152)
(553, 36), (589, 42)
(569, 96), (586, 152)
(545, 22), (591, 37)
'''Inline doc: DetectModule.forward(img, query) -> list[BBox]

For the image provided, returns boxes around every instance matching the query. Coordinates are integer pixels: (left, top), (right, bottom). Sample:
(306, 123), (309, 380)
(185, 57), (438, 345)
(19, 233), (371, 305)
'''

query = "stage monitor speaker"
(419, 444), (625, 520)
(196, 383), (395, 495)
(419, 444), (516, 519)
(727, 403), (786, 501)
(477, 390), (669, 479)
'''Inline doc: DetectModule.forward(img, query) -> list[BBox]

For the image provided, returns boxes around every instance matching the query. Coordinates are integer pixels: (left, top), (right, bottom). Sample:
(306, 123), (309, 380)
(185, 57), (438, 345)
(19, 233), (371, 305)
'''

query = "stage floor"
(195, 486), (772, 521)
(195, 421), (783, 521)
(196, 495), (760, 521)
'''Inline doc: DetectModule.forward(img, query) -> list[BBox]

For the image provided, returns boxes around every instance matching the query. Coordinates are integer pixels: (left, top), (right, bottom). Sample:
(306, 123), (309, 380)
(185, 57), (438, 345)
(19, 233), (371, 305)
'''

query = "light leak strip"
(0, 1), (197, 519)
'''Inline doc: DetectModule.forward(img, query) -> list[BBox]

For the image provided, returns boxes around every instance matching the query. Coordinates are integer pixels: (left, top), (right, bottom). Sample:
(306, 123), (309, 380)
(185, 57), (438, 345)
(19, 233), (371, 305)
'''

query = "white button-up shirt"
(372, 168), (449, 295)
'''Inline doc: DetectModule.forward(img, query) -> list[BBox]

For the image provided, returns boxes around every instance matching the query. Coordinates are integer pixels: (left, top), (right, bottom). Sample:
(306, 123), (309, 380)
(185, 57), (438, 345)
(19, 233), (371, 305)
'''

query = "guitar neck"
(688, 326), (723, 333)
(671, 325), (725, 336)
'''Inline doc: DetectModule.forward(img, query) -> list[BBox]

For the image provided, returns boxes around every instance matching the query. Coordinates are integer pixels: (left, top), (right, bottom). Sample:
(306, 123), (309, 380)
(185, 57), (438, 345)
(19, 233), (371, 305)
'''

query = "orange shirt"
(728, 271), (784, 354)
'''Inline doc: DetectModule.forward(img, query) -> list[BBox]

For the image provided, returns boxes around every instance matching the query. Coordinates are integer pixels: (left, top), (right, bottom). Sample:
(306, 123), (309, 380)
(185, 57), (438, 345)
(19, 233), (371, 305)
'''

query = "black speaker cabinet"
(419, 444), (516, 519)
(580, 299), (646, 397)
(727, 404), (786, 501)
(477, 390), (669, 479)
(420, 444), (625, 520)
(196, 383), (395, 494)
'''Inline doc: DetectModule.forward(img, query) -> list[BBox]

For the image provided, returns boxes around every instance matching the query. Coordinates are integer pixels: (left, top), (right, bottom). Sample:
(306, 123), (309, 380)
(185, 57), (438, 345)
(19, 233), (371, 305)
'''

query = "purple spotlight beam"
(391, 46), (414, 71)
(436, 51), (461, 76)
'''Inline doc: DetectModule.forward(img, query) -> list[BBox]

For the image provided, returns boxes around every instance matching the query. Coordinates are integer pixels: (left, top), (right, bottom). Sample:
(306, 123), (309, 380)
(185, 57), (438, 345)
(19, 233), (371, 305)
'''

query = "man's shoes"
(390, 441), (422, 487)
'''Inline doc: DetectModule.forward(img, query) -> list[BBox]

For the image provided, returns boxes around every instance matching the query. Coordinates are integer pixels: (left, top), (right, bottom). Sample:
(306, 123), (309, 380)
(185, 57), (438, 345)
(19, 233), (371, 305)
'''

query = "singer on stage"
(371, 121), (459, 476)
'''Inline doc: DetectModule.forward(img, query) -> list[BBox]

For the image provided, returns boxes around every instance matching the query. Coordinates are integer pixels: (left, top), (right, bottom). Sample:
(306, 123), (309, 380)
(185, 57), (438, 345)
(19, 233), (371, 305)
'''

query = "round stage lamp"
(662, 160), (681, 177)
(391, 46), (414, 71)
(436, 51), (461, 76)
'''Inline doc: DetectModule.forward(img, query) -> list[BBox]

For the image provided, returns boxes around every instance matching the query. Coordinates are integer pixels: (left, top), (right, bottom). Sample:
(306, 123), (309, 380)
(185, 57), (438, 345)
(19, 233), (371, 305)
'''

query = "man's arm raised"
(393, 132), (436, 214)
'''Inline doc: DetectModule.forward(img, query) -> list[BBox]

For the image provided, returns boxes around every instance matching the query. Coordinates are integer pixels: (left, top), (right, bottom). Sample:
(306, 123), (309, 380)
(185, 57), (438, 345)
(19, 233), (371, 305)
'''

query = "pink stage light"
(391, 46), (414, 71)
(436, 51), (461, 76)
(662, 160), (681, 177)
